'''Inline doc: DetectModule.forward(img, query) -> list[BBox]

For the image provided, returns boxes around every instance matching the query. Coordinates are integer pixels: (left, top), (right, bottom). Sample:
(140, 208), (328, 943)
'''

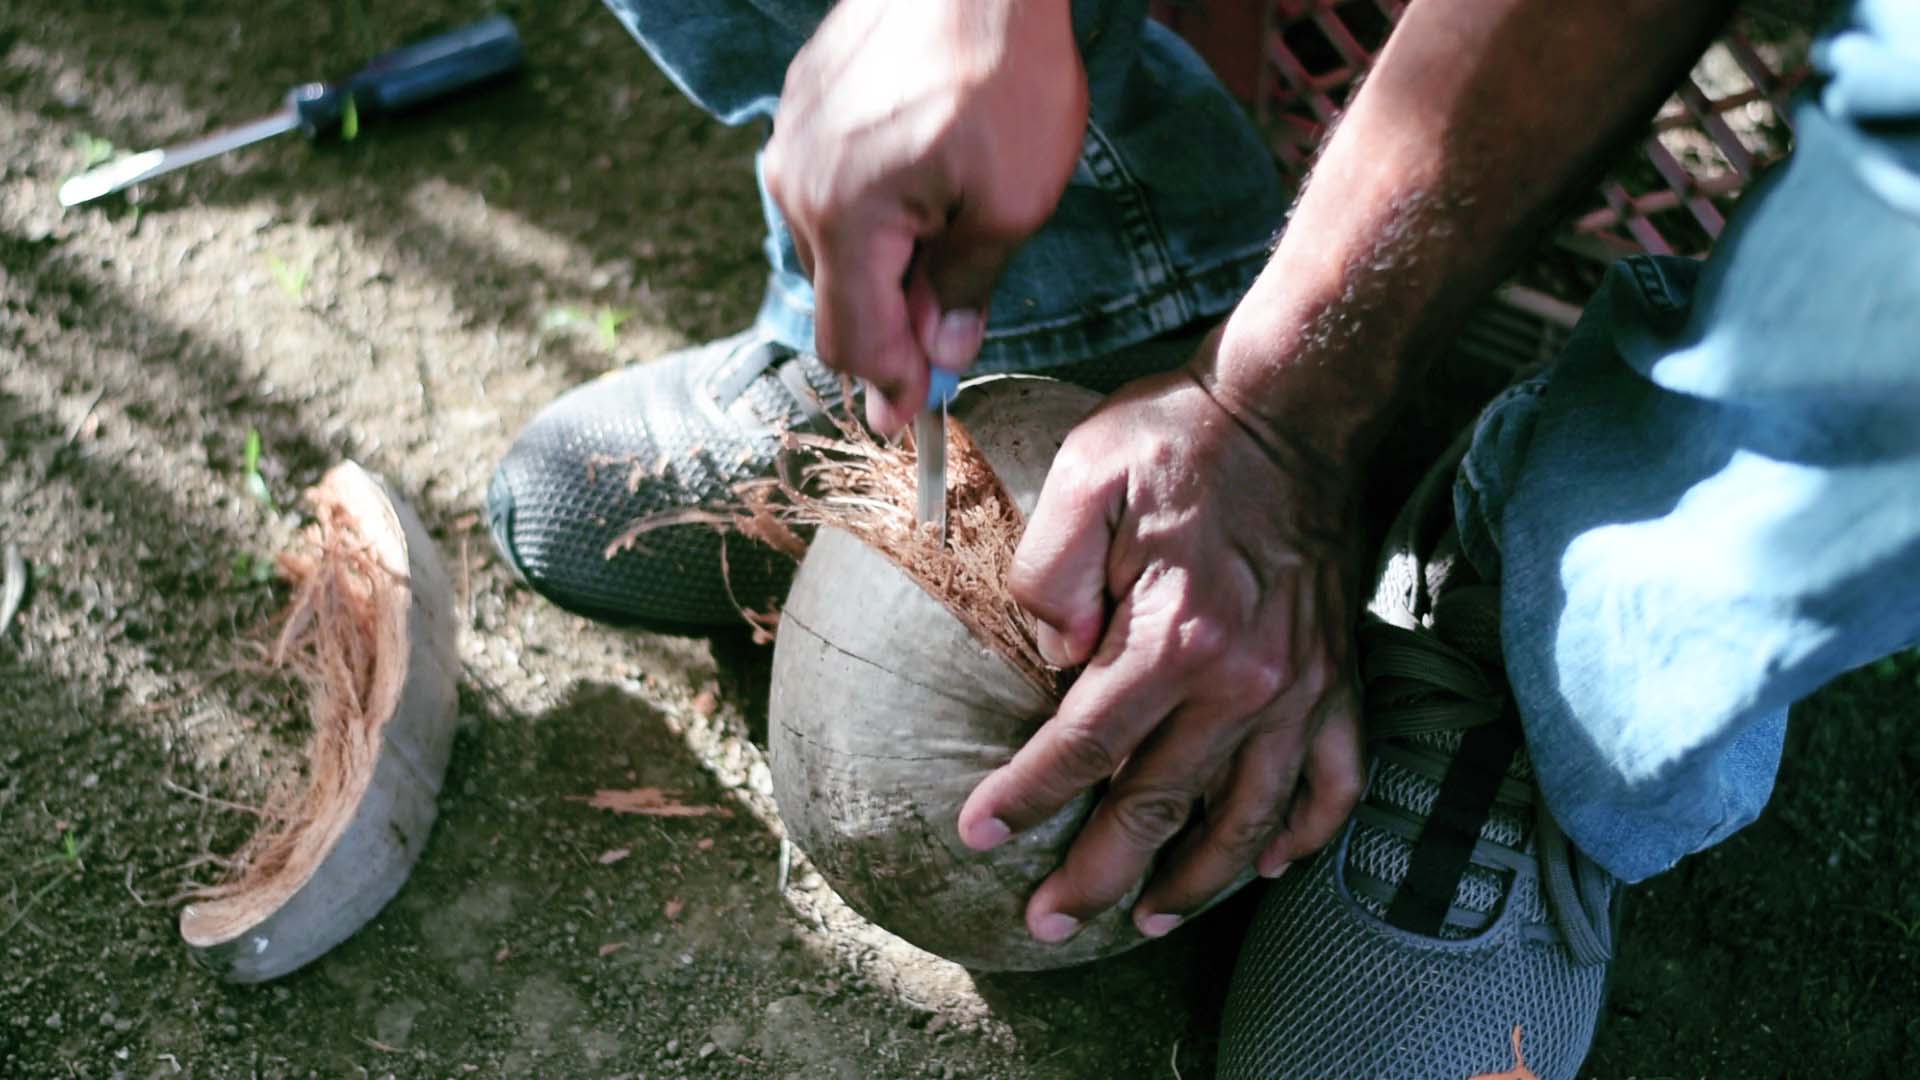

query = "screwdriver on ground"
(58, 15), (523, 208)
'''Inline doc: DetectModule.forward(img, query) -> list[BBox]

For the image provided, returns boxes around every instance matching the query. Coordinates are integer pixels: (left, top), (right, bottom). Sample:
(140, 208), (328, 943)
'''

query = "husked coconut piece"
(772, 376), (1165, 971)
(178, 462), (459, 982)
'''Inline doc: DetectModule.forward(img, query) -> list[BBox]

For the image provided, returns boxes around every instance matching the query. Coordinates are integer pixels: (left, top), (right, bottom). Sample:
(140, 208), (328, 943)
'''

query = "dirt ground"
(2, 2), (1916, 1077)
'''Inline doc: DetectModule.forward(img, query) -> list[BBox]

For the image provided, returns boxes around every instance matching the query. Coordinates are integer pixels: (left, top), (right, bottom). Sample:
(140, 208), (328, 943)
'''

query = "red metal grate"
(1152, 0), (1815, 329)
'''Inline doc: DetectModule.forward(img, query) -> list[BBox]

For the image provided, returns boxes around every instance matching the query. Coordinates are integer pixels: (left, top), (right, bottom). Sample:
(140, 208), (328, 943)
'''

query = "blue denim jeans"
(601, 0), (1288, 371)
(1457, 0), (1920, 882)
(606, 0), (1920, 884)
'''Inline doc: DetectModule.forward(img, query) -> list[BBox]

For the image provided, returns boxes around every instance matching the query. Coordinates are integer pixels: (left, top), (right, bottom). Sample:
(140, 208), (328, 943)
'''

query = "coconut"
(178, 462), (459, 982)
(769, 375), (1149, 971)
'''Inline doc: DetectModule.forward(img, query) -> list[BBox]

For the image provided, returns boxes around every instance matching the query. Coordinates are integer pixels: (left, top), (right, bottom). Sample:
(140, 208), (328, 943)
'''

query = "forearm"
(1200, 0), (1735, 468)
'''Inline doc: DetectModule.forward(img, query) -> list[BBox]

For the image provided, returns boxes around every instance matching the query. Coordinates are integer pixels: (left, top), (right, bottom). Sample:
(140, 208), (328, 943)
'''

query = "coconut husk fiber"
(177, 462), (458, 983)
(641, 375), (1152, 970)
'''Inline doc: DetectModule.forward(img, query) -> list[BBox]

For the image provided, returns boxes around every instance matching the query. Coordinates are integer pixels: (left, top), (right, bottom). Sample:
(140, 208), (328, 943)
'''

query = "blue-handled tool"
(914, 369), (961, 547)
(58, 15), (523, 207)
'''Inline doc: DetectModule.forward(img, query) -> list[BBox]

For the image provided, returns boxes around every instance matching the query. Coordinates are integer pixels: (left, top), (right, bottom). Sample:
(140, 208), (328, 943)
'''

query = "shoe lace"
(707, 337), (839, 424)
(1361, 585), (1615, 967)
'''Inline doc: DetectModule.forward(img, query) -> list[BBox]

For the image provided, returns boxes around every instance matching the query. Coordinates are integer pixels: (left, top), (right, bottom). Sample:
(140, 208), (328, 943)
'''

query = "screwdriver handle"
(288, 14), (523, 135)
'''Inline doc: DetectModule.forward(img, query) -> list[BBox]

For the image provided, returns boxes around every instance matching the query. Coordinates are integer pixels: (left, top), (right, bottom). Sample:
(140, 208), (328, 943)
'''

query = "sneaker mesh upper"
(487, 331), (836, 628)
(1218, 431), (1615, 1080)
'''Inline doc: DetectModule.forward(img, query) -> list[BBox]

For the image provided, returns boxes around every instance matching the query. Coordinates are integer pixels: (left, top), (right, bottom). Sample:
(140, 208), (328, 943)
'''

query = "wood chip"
(597, 941), (628, 957)
(494, 946), (511, 963)
(597, 847), (631, 865)
(1467, 1026), (1541, 1080)
(696, 837), (715, 852)
(664, 897), (685, 921)
(567, 788), (733, 819)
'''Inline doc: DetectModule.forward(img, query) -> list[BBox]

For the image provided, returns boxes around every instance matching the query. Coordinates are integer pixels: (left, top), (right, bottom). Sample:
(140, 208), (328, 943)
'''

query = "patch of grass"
(542, 305), (635, 350)
(230, 550), (276, 585)
(340, 94), (360, 142)
(4, 831), (86, 939)
(1867, 648), (1920, 689)
(230, 428), (277, 586)
(242, 427), (274, 509)
(267, 255), (310, 302)
(73, 133), (117, 168)
(42, 829), (85, 870)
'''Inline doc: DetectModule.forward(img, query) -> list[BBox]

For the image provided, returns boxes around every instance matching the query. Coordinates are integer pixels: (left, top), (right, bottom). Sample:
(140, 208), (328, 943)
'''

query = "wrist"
(1197, 275), (1421, 472)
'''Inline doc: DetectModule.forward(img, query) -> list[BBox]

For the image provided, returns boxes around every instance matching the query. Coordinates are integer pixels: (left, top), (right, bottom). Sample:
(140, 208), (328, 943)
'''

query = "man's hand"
(764, 0), (1087, 435)
(956, 337), (1366, 942)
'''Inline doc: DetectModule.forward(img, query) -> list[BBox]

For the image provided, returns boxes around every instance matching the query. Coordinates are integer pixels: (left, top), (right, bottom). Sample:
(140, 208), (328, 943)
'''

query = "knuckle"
(992, 199), (1053, 242)
(806, 192), (848, 238)
(1319, 764), (1365, 811)
(1214, 806), (1285, 858)
(1172, 613), (1232, 667)
(1051, 427), (1102, 475)
(1110, 787), (1193, 850)
(762, 143), (790, 195)
(1230, 653), (1290, 706)
(1050, 725), (1122, 787)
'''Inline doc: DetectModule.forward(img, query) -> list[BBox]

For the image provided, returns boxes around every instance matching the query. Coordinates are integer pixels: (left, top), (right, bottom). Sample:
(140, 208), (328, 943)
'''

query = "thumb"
(909, 222), (1022, 372)
(1008, 449), (1120, 669)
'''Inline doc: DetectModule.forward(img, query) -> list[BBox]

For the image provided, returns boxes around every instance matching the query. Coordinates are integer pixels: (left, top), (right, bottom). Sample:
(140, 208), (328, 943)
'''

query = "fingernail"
(964, 816), (1011, 851)
(1035, 623), (1070, 668)
(1032, 912), (1081, 944)
(930, 309), (983, 371)
(1258, 856), (1291, 879)
(1137, 912), (1183, 939)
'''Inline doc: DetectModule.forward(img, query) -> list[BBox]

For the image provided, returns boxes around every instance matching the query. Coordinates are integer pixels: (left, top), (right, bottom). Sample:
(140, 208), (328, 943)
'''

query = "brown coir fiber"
(191, 485), (398, 904)
(608, 408), (1062, 700)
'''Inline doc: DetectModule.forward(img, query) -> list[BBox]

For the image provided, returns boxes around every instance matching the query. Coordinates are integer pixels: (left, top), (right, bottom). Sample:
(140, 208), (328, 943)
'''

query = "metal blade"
(914, 402), (948, 546)
(58, 107), (301, 207)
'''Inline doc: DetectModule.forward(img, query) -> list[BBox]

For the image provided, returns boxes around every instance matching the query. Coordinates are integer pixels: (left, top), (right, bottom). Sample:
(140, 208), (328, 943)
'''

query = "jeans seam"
(1078, 121), (1182, 303)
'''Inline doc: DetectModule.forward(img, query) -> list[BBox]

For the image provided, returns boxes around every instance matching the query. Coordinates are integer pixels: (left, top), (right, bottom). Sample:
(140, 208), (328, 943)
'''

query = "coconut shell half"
(771, 376), (1153, 971)
(178, 462), (460, 982)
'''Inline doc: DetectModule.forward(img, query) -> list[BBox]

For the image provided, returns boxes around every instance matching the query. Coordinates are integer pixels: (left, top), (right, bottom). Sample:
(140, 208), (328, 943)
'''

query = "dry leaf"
(696, 837), (715, 852)
(598, 847), (631, 865)
(568, 787), (733, 818)
(597, 941), (629, 957)
(1467, 1026), (1541, 1080)
(690, 688), (719, 717)
(664, 897), (685, 920)
(494, 946), (512, 963)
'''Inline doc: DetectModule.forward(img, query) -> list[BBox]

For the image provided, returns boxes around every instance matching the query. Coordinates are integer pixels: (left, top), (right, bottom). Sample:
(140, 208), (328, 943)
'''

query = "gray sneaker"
(1218, 434), (1619, 1079)
(487, 329), (844, 630)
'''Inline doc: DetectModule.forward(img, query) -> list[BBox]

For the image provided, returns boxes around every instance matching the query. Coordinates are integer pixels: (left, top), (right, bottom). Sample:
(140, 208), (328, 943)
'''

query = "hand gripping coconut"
(769, 376), (1158, 971)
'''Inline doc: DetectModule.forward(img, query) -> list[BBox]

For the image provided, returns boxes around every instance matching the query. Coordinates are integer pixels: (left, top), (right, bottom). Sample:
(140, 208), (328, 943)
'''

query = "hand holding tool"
(58, 15), (523, 207)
